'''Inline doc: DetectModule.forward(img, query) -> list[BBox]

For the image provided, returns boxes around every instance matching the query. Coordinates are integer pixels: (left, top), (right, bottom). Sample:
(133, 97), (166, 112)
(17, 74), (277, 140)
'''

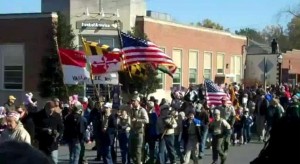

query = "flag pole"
(81, 36), (101, 102)
(53, 35), (70, 99)
(116, 21), (132, 78)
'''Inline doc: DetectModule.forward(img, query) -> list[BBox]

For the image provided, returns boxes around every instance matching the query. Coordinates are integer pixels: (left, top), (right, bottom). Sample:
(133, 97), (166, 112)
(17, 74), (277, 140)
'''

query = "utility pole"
(264, 57), (267, 90)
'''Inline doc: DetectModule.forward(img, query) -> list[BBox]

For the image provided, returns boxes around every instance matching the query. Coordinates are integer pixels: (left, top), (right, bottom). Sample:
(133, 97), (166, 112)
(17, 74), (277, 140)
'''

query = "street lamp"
(277, 54), (283, 85)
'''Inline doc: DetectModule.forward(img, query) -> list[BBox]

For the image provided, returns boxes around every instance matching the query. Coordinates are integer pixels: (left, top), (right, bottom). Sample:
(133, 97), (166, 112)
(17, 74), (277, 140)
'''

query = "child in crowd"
(242, 108), (253, 144)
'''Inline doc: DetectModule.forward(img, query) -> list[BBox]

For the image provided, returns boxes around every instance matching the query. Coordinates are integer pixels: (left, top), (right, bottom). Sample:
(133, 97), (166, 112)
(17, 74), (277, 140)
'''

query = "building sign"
(76, 19), (122, 30)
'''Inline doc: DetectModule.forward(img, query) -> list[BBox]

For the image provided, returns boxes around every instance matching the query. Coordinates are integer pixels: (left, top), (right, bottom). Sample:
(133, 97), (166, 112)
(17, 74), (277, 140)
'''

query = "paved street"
(58, 140), (264, 164)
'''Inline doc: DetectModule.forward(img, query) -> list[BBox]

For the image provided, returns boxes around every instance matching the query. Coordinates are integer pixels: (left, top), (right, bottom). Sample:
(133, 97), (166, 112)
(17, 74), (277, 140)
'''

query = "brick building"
(282, 49), (300, 85)
(135, 15), (247, 100)
(0, 10), (248, 103)
(0, 12), (57, 104)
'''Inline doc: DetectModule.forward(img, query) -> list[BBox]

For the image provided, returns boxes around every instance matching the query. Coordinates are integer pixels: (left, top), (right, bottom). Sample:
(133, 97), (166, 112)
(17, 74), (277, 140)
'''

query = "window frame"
(203, 51), (213, 80)
(189, 50), (198, 84)
(157, 47), (167, 90)
(1, 44), (25, 91)
(216, 52), (225, 74)
(172, 48), (183, 87)
(230, 55), (242, 83)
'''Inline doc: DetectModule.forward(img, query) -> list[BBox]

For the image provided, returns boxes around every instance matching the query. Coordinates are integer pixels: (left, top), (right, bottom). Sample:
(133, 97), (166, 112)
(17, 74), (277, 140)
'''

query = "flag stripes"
(120, 32), (177, 77)
(205, 79), (231, 107)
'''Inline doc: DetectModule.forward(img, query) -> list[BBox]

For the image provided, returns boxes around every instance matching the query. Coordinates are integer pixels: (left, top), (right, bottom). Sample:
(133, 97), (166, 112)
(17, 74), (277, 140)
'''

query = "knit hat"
(7, 112), (20, 121)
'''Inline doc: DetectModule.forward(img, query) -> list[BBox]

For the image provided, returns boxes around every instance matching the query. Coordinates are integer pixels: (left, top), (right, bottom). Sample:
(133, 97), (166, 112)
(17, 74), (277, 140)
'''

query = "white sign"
(87, 72), (119, 85)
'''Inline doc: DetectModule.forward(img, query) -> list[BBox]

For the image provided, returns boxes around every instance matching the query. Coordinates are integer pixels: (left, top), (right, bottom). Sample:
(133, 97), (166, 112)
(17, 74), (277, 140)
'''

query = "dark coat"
(89, 108), (103, 138)
(34, 109), (63, 154)
(63, 112), (87, 143)
(182, 118), (202, 143)
(100, 114), (117, 146)
(20, 114), (35, 143)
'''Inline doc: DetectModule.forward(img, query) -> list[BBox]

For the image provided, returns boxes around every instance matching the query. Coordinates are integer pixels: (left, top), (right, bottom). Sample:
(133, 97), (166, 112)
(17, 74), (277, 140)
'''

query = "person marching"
(117, 105), (131, 164)
(157, 103), (177, 164)
(209, 109), (231, 164)
(219, 96), (235, 151)
(182, 111), (202, 164)
(143, 101), (158, 164)
(129, 96), (149, 164)
(63, 102), (86, 164)
(100, 102), (117, 164)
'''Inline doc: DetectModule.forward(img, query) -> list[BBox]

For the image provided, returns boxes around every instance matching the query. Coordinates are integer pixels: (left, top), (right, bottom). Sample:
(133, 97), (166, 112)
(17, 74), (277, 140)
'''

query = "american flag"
(204, 79), (231, 107)
(120, 32), (177, 74)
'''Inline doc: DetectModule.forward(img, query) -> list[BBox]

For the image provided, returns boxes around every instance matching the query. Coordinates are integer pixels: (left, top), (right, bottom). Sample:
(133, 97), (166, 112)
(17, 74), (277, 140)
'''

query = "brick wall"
(0, 13), (56, 92)
(136, 16), (247, 90)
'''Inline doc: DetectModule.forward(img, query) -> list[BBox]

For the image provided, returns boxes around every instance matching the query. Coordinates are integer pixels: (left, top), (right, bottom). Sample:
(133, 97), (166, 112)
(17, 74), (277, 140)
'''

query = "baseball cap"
(214, 109), (221, 115)
(8, 95), (16, 100)
(103, 102), (112, 108)
(82, 97), (88, 103)
(146, 101), (154, 108)
(131, 95), (140, 102)
(73, 101), (83, 114)
(52, 98), (60, 102)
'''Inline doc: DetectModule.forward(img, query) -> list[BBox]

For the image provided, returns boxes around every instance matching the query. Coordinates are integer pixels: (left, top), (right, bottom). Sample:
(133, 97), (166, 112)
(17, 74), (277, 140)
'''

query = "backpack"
(244, 116), (253, 126)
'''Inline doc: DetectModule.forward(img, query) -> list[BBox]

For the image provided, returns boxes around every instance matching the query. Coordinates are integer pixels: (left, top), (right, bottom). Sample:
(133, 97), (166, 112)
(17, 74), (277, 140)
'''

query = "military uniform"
(130, 105), (149, 164)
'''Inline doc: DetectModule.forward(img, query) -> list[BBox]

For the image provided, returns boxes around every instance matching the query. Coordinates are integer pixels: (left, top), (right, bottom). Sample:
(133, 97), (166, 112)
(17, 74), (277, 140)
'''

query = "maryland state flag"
(82, 38), (123, 74)
(127, 64), (148, 78)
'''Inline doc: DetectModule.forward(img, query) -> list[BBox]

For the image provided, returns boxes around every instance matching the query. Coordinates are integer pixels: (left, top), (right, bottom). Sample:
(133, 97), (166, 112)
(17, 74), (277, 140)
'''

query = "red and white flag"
(88, 50), (122, 74)
(58, 48), (90, 84)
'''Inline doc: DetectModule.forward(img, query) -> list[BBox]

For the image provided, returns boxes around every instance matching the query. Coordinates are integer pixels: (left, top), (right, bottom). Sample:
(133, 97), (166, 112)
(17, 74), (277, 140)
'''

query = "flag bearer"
(129, 96), (149, 164)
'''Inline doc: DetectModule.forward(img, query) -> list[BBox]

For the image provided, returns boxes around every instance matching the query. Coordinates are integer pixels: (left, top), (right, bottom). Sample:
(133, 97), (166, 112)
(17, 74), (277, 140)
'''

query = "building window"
(204, 52), (212, 80)
(173, 68), (181, 88)
(78, 35), (118, 50)
(156, 47), (166, 89)
(189, 50), (198, 84)
(189, 69), (197, 84)
(230, 56), (242, 82)
(4, 66), (23, 89)
(156, 72), (164, 89)
(172, 49), (182, 87)
(1, 44), (24, 90)
(217, 53), (224, 74)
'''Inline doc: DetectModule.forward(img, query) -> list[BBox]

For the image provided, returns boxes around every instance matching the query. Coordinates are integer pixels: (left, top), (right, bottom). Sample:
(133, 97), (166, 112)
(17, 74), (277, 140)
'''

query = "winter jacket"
(1, 122), (31, 144)
(182, 118), (202, 143)
(63, 112), (86, 143)
(20, 114), (35, 143)
(34, 109), (63, 154)
(100, 114), (117, 146)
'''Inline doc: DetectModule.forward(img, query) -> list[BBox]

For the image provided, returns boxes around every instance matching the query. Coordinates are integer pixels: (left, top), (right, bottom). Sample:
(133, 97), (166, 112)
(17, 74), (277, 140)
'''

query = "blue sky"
(0, 0), (298, 32)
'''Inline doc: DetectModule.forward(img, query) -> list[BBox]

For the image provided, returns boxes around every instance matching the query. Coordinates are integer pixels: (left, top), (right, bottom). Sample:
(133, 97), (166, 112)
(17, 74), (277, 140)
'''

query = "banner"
(87, 72), (119, 85)
(58, 49), (91, 84)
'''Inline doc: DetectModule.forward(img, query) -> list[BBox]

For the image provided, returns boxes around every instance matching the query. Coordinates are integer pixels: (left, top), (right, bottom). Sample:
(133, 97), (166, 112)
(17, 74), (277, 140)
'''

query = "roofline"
(0, 12), (58, 19)
(137, 16), (247, 40)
